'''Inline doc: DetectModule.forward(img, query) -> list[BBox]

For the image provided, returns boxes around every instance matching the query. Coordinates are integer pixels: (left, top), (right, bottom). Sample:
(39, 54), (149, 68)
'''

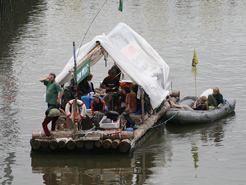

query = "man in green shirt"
(40, 73), (64, 108)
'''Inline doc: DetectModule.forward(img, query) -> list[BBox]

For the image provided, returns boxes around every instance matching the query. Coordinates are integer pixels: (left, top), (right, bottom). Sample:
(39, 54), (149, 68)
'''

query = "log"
(32, 131), (46, 139)
(41, 140), (49, 149)
(85, 141), (94, 150)
(57, 139), (67, 148)
(49, 140), (58, 150)
(31, 139), (40, 150)
(102, 131), (133, 140)
(119, 139), (131, 153)
(95, 140), (103, 148)
(112, 139), (120, 149)
(134, 97), (179, 142)
(102, 139), (112, 149)
(76, 140), (84, 148)
(66, 140), (76, 150)
(170, 91), (180, 100)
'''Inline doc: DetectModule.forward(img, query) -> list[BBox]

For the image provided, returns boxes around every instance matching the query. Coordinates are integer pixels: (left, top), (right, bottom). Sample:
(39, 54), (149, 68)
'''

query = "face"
(213, 90), (219, 95)
(94, 97), (99, 103)
(109, 73), (115, 79)
(49, 74), (55, 82)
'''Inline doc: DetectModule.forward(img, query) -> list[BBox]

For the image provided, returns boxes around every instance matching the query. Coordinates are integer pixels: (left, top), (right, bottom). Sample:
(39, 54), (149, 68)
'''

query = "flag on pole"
(118, 0), (123, 12)
(191, 49), (198, 75)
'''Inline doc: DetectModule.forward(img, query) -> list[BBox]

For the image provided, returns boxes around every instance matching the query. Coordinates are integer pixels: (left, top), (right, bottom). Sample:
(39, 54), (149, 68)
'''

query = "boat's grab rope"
(134, 112), (178, 130)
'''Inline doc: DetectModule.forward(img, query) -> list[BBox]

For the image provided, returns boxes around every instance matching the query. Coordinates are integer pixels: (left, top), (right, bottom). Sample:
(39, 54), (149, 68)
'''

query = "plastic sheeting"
(56, 23), (171, 109)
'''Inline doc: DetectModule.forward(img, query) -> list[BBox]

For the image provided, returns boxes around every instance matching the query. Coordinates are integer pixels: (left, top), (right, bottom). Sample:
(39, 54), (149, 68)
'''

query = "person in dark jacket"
(91, 93), (105, 115)
(208, 87), (223, 108)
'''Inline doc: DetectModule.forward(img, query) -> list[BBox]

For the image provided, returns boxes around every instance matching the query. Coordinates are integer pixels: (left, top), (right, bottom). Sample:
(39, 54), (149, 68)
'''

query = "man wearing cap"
(91, 93), (105, 115)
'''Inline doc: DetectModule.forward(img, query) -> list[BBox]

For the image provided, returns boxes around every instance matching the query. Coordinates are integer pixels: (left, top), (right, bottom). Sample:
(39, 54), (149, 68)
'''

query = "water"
(0, 0), (246, 184)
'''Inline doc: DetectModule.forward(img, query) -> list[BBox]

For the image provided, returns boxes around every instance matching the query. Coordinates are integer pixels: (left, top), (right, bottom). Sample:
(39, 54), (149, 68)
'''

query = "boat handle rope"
(224, 99), (235, 108)
(134, 112), (179, 130)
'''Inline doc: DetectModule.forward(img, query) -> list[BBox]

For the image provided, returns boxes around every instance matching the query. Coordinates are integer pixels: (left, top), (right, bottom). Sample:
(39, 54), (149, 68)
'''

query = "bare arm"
(40, 76), (49, 83)
(100, 83), (111, 90)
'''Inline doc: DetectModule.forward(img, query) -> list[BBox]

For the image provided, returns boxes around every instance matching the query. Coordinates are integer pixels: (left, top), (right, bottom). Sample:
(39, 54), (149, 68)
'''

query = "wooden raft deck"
(31, 95), (179, 153)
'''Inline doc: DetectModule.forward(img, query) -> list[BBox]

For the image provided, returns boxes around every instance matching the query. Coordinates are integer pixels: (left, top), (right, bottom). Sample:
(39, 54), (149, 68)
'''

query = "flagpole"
(195, 72), (197, 99)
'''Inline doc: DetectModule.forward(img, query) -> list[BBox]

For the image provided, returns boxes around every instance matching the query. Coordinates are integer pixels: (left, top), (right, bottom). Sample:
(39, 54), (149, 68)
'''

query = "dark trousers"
(42, 116), (59, 136)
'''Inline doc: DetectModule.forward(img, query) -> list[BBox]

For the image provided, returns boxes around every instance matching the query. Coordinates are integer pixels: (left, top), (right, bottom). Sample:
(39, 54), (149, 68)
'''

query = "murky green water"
(0, 0), (246, 184)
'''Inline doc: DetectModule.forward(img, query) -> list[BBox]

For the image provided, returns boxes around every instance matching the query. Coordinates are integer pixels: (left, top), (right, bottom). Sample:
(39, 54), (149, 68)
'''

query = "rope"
(134, 112), (178, 130)
(225, 99), (235, 108)
(76, 0), (109, 59)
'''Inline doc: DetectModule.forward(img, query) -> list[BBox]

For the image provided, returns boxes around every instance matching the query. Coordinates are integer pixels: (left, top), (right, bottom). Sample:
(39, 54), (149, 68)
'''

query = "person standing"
(40, 73), (64, 136)
(40, 73), (64, 108)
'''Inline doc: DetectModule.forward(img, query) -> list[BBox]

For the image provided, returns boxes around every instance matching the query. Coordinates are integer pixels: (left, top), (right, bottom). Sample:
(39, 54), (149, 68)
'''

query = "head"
(87, 73), (93, 81)
(49, 73), (56, 82)
(123, 86), (131, 94)
(93, 93), (100, 103)
(213, 87), (220, 95)
(108, 69), (116, 79)
(200, 96), (207, 103)
(200, 96), (208, 109)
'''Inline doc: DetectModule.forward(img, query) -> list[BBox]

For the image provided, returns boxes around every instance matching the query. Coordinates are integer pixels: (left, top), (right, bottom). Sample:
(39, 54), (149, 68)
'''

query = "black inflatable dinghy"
(164, 96), (236, 125)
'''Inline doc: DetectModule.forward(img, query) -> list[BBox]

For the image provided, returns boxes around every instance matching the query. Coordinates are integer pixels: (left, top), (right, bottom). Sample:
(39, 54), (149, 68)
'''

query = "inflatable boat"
(164, 96), (236, 125)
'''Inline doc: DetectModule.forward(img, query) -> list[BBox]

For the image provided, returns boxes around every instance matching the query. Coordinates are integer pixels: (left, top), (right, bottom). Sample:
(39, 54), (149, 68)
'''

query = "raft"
(30, 93), (179, 153)
(164, 96), (236, 125)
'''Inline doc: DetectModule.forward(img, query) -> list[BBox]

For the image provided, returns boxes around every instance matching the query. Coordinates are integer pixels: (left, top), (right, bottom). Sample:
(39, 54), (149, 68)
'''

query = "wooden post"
(112, 139), (120, 149)
(140, 86), (145, 125)
(72, 42), (78, 135)
(119, 139), (131, 153)
(102, 139), (112, 149)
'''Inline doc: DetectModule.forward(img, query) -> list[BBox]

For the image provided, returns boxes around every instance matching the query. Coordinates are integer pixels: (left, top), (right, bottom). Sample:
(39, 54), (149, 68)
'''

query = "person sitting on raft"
(91, 93), (105, 115)
(208, 87), (223, 108)
(117, 86), (137, 114)
(169, 96), (208, 110)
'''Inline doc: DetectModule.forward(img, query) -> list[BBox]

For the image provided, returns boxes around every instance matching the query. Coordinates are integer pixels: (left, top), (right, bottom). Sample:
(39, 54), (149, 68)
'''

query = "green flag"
(75, 60), (90, 84)
(191, 49), (198, 75)
(118, 0), (123, 12)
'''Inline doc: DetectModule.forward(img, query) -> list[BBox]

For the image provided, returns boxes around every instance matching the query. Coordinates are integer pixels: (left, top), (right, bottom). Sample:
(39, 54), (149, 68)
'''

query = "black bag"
(106, 111), (119, 121)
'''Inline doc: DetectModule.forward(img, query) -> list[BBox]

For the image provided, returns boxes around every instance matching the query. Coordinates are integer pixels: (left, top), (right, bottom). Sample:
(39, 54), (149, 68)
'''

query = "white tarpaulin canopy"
(56, 23), (171, 109)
